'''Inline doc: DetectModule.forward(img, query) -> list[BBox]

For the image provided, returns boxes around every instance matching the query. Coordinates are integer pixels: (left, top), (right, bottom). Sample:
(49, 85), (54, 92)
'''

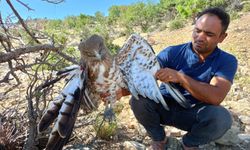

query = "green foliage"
(93, 113), (118, 140)
(108, 5), (123, 24)
(41, 0), (245, 68)
(243, 3), (250, 12)
(19, 30), (36, 46)
(45, 0), (242, 37)
(229, 10), (240, 20)
(63, 14), (94, 30)
(107, 43), (120, 55)
(64, 16), (77, 28)
(108, 1), (161, 34)
(46, 19), (62, 29)
(169, 18), (185, 30)
(210, 0), (227, 7)
(175, 0), (207, 19)
(53, 33), (68, 45)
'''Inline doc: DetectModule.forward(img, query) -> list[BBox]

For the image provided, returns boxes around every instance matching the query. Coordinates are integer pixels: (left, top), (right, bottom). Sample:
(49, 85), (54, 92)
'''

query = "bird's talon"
(103, 107), (116, 122)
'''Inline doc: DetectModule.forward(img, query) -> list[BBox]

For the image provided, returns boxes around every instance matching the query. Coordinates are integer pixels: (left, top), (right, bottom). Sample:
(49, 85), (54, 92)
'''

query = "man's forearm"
(177, 72), (229, 105)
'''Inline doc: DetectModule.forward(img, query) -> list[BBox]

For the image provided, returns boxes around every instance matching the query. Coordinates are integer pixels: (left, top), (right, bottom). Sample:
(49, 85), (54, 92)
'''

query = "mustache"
(194, 40), (204, 44)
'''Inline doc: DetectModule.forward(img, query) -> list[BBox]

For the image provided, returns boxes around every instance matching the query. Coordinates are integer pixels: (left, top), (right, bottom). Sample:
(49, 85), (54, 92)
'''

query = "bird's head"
(78, 34), (110, 61)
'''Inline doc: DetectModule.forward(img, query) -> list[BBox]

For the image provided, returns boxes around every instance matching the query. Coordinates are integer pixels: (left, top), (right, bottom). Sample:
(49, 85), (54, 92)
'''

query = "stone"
(165, 137), (183, 150)
(169, 128), (182, 137)
(127, 122), (136, 129)
(245, 125), (250, 133)
(215, 126), (241, 146)
(123, 141), (146, 150)
(238, 134), (250, 142)
(239, 115), (250, 125)
(137, 124), (147, 136)
(64, 144), (90, 150)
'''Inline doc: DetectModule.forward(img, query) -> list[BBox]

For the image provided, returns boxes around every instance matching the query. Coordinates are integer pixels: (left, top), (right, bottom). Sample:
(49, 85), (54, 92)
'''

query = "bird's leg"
(103, 100), (116, 122)
(103, 88), (117, 122)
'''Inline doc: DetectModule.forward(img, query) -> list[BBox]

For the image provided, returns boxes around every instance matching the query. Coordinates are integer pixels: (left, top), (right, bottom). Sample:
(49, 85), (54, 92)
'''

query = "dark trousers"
(130, 96), (232, 147)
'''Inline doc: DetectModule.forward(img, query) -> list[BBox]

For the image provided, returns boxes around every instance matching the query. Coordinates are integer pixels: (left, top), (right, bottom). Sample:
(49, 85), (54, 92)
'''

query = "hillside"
(0, 11), (249, 150)
(47, 12), (250, 150)
(95, 12), (250, 149)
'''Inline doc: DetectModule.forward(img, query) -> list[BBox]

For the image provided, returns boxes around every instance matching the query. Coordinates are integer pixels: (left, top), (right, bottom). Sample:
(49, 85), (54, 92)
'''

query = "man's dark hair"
(196, 7), (230, 33)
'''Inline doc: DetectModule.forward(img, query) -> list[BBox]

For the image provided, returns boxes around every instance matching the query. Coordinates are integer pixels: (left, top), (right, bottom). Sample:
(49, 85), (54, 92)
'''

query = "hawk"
(38, 34), (188, 149)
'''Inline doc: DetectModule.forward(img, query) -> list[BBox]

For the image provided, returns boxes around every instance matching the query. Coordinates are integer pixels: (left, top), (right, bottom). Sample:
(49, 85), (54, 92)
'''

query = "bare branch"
(35, 74), (66, 91)
(15, 0), (35, 11)
(0, 44), (61, 63)
(0, 72), (12, 83)
(7, 60), (21, 84)
(0, 33), (9, 42)
(0, 14), (13, 51)
(56, 50), (79, 64)
(6, 0), (40, 44)
(42, 0), (64, 4)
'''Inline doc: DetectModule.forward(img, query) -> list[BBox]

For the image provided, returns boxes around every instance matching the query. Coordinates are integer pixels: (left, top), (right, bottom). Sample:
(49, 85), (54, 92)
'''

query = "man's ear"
(219, 33), (228, 43)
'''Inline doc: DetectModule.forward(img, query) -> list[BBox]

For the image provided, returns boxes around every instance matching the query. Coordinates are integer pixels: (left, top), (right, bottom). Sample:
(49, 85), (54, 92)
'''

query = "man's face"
(192, 14), (227, 56)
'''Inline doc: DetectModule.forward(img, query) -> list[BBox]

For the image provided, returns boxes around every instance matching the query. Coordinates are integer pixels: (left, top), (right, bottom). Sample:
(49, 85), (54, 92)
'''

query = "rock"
(165, 137), (183, 150)
(169, 128), (182, 137)
(238, 134), (250, 142)
(137, 124), (148, 136)
(239, 115), (250, 125)
(198, 142), (217, 150)
(63, 144), (90, 150)
(123, 141), (146, 150)
(245, 125), (250, 133)
(215, 126), (241, 145)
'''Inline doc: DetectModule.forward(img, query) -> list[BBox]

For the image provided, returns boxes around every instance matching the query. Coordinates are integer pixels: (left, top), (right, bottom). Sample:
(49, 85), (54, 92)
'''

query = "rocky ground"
(0, 12), (250, 150)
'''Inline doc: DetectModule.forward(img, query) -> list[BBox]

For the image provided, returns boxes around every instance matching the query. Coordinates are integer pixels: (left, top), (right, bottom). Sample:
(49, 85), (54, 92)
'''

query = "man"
(103, 7), (238, 149)
(130, 7), (238, 149)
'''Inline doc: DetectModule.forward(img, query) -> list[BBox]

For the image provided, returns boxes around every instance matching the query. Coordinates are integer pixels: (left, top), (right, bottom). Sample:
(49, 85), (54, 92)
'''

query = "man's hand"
(155, 68), (232, 105)
(155, 68), (181, 83)
(100, 88), (130, 102)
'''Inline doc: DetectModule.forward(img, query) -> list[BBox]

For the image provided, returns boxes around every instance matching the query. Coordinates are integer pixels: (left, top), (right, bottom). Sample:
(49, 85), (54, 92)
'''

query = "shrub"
(229, 10), (240, 20)
(93, 113), (118, 140)
(169, 18), (185, 30)
(242, 3), (250, 12)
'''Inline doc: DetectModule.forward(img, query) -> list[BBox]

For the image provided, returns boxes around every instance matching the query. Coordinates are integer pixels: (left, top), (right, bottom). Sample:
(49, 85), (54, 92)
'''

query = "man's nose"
(196, 32), (206, 41)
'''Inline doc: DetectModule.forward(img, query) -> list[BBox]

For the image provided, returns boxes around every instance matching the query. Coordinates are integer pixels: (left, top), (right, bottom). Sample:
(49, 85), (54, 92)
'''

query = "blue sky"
(1, 0), (159, 20)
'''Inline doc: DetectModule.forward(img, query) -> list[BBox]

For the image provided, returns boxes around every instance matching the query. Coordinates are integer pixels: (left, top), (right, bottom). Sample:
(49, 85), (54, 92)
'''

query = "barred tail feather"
(46, 123), (74, 150)
(38, 95), (65, 132)
(38, 65), (86, 150)
(55, 93), (76, 138)
(46, 87), (81, 149)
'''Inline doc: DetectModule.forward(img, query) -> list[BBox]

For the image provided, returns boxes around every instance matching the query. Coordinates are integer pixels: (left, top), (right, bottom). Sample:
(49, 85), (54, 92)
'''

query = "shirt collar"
(188, 42), (220, 61)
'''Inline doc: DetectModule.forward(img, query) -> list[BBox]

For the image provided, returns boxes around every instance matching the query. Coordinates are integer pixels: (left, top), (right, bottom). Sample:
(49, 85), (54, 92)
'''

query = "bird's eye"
(80, 39), (83, 42)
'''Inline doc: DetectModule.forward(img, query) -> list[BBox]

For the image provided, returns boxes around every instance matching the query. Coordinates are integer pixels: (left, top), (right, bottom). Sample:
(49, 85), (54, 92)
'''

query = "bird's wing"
(116, 34), (169, 110)
(38, 65), (94, 150)
(164, 82), (192, 108)
(116, 34), (191, 109)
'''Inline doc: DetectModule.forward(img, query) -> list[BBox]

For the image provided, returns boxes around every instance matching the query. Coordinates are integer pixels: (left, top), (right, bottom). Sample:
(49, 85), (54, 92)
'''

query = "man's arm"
(155, 68), (232, 105)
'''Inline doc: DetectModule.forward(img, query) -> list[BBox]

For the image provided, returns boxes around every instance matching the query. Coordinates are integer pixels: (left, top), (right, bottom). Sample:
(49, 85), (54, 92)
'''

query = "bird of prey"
(38, 34), (189, 150)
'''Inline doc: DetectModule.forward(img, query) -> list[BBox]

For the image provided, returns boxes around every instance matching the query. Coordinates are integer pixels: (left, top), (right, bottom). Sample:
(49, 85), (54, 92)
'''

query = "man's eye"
(194, 29), (201, 33)
(206, 33), (214, 37)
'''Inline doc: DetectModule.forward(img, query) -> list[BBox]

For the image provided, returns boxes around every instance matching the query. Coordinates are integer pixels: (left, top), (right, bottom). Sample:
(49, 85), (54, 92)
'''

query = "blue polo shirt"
(157, 42), (238, 104)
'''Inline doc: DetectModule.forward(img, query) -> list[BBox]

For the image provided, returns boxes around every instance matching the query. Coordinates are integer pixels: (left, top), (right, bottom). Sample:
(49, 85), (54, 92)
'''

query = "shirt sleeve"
(214, 54), (238, 83)
(156, 47), (171, 68)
